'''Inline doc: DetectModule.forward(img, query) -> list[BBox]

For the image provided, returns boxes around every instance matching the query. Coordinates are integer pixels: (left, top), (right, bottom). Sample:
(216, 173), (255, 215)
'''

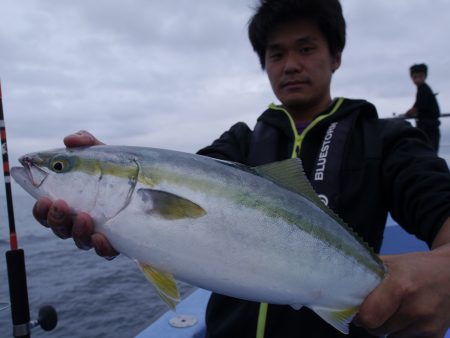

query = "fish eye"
(49, 156), (73, 173)
(52, 161), (65, 172)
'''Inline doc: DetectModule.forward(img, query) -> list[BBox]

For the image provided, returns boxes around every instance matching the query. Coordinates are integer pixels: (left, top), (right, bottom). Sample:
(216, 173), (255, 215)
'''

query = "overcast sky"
(1, 0), (450, 171)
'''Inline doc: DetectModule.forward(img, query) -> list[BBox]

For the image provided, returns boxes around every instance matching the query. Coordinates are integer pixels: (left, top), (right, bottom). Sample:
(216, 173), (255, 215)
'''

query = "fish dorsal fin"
(254, 158), (320, 202)
(255, 158), (342, 223)
(254, 159), (382, 266)
(254, 158), (330, 213)
(137, 189), (206, 220)
(308, 305), (358, 334)
(137, 261), (180, 310)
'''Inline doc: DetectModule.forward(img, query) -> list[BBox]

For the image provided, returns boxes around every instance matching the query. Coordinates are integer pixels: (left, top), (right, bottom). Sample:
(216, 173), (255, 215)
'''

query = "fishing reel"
(12, 305), (58, 337)
(31, 306), (58, 331)
(6, 249), (58, 338)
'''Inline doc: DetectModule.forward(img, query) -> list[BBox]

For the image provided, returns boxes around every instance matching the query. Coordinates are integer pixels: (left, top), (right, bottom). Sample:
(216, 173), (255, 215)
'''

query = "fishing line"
(1, 302), (11, 311)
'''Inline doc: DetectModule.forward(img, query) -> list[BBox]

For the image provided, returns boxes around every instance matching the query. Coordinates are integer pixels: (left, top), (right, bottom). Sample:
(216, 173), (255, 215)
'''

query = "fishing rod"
(1, 81), (57, 337)
(389, 112), (450, 119)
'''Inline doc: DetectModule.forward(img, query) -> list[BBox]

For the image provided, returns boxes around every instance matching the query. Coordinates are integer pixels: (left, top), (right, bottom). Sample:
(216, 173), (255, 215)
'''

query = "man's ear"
(332, 52), (342, 73)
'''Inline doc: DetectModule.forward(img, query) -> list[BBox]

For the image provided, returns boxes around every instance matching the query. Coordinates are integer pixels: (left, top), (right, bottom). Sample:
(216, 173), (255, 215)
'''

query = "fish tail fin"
(309, 305), (358, 334)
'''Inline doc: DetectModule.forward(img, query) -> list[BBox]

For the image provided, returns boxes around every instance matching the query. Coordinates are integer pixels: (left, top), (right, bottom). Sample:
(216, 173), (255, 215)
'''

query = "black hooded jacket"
(197, 98), (450, 338)
(414, 82), (440, 120)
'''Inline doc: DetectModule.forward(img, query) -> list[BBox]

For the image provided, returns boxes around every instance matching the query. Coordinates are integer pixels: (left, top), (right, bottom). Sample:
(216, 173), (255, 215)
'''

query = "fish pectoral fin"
(308, 305), (358, 334)
(137, 261), (180, 310)
(137, 188), (206, 220)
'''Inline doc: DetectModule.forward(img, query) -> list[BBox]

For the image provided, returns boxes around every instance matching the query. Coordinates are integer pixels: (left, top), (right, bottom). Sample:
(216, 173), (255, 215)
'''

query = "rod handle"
(6, 249), (31, 338)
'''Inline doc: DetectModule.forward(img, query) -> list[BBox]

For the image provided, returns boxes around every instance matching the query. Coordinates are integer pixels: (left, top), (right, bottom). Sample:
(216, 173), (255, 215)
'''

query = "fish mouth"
(10, 155), (50, 200)
(18, 155), (49, 187)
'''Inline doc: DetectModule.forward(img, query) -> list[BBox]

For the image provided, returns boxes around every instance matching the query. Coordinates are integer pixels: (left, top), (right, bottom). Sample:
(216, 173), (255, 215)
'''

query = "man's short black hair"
(410, 63), (428, 76)
(248, 0), (346, 69)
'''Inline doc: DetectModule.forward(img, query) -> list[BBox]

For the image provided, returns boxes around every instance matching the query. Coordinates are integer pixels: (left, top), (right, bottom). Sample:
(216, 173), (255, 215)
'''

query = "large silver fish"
(11, 145), (385, 334)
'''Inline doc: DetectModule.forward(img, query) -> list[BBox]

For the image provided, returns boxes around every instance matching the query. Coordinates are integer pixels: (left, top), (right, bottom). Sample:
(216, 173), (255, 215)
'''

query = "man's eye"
(300, 47), (314, 54)
(269, 52), (283, 60)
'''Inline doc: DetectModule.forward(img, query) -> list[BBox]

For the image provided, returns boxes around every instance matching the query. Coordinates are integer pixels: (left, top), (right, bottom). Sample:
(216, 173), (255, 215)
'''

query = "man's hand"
(354, 219), (450, 337)
(32, 130), (119, 259)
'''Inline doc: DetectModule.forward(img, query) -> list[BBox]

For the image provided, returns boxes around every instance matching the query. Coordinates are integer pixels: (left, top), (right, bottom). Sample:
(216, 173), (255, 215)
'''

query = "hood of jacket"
(256, 98), (379, 141)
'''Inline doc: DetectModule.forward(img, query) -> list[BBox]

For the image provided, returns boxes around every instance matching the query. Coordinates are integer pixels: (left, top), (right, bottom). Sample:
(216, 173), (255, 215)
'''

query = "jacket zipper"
(269, 97), (345, 158)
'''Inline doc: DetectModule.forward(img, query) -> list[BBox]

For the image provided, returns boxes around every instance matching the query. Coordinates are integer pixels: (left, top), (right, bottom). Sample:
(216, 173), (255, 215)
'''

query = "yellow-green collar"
(269, 97), (345, 158)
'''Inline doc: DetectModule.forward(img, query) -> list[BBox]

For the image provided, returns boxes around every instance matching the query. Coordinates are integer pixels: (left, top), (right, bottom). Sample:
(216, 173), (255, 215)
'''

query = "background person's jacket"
(414, 82), (440, 120)
(197, 98), (450, 338)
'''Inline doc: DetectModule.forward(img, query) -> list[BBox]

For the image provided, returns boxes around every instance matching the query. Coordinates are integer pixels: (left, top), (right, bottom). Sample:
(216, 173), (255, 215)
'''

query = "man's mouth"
(280, 79), (310, 89)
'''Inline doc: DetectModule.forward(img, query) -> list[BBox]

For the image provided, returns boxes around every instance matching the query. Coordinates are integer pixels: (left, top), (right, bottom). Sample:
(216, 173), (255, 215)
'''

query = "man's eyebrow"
(296, 36), (318, 44)
(266, 42), (284, 51)
(267, 36), (318, 50)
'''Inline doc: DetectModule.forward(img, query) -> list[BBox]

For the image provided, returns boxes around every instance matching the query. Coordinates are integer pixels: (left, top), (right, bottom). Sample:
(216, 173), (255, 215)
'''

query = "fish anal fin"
(137, 188), (206, 220)
(137, 261), (180, 310)
(309, 305), (358, 334)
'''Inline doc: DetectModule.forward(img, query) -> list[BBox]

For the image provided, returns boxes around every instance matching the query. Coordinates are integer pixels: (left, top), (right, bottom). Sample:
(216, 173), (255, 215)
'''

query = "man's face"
(411, 72), (426, 86)
(265, 20), (341, 116)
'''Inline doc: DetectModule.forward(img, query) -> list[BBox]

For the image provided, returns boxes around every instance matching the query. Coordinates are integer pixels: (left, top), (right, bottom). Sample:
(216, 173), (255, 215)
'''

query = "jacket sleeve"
(381, 119), (450, 246)
(197, 122), (252, 163)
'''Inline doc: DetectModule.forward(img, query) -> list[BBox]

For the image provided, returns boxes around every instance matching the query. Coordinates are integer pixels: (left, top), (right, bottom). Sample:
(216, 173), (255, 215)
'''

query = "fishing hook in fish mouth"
(19, 156), (48, 187)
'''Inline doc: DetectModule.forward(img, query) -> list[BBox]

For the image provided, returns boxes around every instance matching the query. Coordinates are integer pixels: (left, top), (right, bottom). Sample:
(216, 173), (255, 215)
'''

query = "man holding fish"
(29, 0), (450, 337)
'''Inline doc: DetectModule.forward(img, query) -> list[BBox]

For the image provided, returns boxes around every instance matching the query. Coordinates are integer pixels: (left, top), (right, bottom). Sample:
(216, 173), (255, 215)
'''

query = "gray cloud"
(1, 0), (449, 173)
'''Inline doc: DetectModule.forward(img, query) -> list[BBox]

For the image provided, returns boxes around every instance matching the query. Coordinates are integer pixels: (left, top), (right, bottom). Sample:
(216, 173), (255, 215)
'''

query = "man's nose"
(284, 52), (302, 73)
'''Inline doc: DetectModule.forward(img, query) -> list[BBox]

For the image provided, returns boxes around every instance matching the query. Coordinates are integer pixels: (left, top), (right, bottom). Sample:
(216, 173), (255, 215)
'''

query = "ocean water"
(0, 194), (193, 338)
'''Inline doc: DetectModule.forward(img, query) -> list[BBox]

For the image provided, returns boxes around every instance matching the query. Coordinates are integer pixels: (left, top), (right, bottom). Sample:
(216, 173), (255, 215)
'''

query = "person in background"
(32, 0), (450, 337)
(405, 63), (441, 152)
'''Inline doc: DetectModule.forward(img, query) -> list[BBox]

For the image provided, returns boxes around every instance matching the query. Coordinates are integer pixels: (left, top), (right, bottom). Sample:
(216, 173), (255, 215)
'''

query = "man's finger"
(32, 197), (52, 227)
(359, 306), (410, 337)
(72, 213), (94, 250)
(47, 200), (73, 239)
(354, 259), (402, 330)
(92, 233), (119, 259)
(63, 130), (104, 148)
